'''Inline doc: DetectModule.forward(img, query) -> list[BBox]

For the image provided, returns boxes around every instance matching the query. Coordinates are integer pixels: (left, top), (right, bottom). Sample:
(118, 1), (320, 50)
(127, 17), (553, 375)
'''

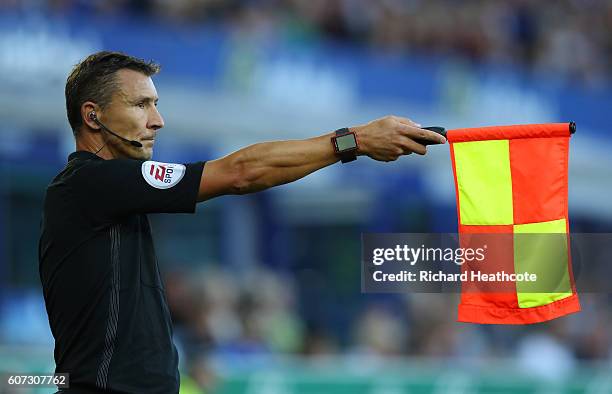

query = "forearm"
(230, 131), (339, 194)
(198, 116), (445, 201)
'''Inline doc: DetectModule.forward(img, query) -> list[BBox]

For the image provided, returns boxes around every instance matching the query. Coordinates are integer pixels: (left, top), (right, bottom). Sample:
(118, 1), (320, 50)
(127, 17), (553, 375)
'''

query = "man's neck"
(76, 138), (117, 160)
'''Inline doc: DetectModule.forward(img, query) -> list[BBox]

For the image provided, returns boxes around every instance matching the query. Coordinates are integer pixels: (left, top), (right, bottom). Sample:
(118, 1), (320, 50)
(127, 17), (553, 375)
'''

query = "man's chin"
(130, 147), (153, 161)
(142, 149), (154, 160)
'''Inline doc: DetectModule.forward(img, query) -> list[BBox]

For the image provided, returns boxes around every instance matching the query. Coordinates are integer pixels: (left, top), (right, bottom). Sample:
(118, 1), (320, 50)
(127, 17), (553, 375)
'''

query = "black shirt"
(39, 151), (205, 393)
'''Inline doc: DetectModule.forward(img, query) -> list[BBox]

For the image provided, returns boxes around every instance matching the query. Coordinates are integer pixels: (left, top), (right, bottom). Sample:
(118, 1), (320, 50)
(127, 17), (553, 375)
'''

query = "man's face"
(98, 69), (164, 160)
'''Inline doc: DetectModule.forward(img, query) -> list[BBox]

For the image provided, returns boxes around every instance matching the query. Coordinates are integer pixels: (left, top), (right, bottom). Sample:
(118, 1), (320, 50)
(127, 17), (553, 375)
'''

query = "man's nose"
(148, 107), (165, 130)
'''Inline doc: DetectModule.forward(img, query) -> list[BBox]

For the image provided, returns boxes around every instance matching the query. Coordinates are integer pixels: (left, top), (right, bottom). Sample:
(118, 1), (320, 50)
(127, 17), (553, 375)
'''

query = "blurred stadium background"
(1, 0), (612, 393)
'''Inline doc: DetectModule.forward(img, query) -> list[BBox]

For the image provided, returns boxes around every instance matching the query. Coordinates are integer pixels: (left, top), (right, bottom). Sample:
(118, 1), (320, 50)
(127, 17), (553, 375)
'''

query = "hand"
(352, 115), (446, 162)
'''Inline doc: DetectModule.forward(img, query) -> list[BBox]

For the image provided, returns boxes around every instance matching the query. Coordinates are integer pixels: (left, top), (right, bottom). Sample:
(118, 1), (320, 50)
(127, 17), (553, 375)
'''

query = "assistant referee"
(38, 51), (445, 393)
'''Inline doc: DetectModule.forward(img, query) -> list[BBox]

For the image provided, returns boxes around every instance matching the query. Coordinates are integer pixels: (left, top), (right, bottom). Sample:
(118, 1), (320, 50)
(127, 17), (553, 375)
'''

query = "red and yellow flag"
(447, 123), (580, 324)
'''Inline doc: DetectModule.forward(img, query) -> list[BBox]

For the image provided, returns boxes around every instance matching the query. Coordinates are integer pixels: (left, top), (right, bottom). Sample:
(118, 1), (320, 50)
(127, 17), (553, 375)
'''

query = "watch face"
(336, 133), (357, 151)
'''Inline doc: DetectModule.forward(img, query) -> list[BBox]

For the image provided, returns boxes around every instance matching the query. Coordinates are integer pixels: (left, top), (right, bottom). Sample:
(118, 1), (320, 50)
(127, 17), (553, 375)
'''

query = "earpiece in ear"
(88, 111), (97, 121)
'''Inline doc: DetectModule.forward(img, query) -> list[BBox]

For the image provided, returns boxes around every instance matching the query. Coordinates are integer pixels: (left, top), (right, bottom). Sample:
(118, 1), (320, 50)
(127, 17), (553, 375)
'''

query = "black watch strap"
(335, 128), (357, 163)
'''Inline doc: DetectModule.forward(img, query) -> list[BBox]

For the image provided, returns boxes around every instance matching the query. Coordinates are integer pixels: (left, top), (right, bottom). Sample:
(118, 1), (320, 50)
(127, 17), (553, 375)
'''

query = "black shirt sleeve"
(71, 158), (205, 223)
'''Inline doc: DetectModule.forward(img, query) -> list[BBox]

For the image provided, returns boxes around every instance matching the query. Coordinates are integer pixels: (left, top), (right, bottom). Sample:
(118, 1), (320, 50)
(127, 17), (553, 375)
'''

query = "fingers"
(398, 136), (427, 155)
(397, 122), (446, 144)
(368, 115), (444, 161)
(392, 115), (421, 128)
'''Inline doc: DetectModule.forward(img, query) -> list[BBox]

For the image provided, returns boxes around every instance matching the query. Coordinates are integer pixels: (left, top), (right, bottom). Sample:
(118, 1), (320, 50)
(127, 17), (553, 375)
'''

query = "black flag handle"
(414, 126), (447, 146)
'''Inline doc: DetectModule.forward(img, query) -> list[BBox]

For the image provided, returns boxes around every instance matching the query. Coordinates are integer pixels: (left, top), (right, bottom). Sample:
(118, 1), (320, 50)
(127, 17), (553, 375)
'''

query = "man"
(39, 51), (445, 393)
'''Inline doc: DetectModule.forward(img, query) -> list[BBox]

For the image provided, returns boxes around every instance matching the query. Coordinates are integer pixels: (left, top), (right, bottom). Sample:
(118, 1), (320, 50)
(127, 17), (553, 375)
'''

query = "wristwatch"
(332, 128), (358, 163)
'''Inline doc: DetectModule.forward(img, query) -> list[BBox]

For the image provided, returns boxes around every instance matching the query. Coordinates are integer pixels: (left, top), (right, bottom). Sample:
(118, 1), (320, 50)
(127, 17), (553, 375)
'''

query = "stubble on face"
(105, 70), (162, 161)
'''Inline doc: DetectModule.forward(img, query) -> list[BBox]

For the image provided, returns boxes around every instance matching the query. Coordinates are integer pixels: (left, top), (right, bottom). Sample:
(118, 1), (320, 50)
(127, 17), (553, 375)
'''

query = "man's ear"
(81, 102), (101, 131)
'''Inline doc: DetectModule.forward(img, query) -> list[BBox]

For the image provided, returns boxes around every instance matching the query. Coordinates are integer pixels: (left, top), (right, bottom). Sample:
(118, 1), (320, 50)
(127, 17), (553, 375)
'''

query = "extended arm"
(197, 116), (446, 201)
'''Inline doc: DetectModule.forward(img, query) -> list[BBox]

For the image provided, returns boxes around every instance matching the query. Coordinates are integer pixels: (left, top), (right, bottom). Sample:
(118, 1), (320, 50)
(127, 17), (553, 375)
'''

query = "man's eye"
(137, 102), (145, 109)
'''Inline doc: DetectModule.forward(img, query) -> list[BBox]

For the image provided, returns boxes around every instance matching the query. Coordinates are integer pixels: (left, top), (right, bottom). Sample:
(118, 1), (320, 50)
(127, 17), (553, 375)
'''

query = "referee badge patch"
(141, 161), (186, 189)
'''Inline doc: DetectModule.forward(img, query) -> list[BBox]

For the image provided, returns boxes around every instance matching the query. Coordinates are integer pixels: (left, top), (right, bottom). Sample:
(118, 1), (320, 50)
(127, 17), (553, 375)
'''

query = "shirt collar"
(68, 151), (105, 162)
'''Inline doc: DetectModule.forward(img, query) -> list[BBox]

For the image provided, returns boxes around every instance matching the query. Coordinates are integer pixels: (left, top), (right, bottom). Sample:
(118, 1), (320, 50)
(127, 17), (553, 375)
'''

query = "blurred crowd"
(2, 0), (611, 392)
(164, 267), (612, 391)
(2, 0), (611, 85)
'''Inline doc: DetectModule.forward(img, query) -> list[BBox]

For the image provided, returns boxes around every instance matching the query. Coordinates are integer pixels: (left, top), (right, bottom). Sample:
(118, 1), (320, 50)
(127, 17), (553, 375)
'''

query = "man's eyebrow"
(130, 96), (159, 104)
